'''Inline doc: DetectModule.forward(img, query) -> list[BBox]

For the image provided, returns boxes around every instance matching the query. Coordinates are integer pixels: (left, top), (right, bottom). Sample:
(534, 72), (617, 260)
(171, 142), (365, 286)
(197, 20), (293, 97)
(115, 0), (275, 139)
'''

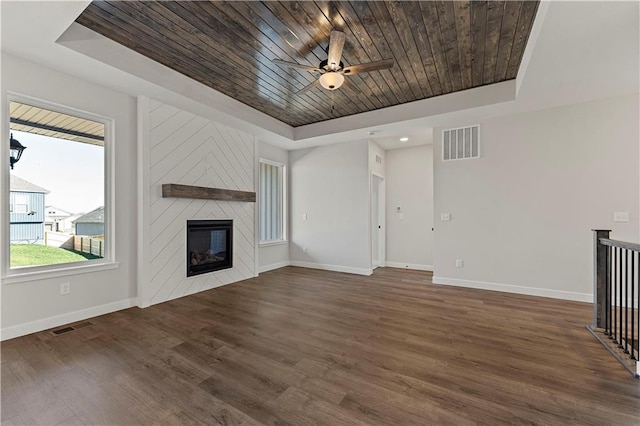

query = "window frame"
(258, 158), (287, 246)
(2, 93), (117, 284)
(13, 194), (29, 213)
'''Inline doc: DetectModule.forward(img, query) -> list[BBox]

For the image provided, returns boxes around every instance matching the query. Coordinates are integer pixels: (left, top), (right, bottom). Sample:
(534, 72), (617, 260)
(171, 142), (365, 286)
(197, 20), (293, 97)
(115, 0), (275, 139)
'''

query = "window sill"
(2, 261), (120, 285)
(259, 240), (288, 248)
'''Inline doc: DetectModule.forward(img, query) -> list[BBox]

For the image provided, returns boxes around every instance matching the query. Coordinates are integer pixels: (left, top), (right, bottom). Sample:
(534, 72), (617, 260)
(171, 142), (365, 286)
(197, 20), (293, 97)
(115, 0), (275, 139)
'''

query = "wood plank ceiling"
(76, 1), (539, 127)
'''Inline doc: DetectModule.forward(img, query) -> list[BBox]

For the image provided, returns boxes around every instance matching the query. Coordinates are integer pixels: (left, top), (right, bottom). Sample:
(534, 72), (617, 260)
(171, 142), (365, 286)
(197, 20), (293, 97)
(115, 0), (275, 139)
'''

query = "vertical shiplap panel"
(146, 100), (255, 306)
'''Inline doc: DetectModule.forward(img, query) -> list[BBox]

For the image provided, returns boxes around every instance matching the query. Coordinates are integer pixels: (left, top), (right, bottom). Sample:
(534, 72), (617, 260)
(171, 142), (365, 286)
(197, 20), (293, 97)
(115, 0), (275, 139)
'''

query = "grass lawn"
(10, 244), (100, 267)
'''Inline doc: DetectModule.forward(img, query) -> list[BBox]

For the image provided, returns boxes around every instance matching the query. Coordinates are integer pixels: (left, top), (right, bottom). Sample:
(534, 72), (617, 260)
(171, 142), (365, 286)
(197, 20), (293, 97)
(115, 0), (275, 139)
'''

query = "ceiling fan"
(273, 30), (394, 95)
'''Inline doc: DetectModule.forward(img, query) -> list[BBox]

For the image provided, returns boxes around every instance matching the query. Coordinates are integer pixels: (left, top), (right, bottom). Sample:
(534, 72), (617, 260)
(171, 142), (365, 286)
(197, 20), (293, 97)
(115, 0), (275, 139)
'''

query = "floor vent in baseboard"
(50, 321), (94, 336)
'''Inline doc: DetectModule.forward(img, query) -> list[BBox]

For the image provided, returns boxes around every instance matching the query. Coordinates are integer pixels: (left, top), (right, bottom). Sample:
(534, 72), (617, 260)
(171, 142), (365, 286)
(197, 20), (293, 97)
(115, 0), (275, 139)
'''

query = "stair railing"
(590, 229), (639, 378)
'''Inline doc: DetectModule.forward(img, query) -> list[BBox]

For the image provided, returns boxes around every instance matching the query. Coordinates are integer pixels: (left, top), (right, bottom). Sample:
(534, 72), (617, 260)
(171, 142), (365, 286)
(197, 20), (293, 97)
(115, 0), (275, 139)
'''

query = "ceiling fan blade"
(327, 30), (346, 71)
(296, 79), (320, 95)
(342, 59), (394, 76)
(272, 59), (321, 72)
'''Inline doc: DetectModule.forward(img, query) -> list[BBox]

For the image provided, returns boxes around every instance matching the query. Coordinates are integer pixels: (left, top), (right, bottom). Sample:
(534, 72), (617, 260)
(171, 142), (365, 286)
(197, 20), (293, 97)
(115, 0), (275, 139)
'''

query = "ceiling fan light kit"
(273, 30), (394, 95)
(319, 72), (344, 90)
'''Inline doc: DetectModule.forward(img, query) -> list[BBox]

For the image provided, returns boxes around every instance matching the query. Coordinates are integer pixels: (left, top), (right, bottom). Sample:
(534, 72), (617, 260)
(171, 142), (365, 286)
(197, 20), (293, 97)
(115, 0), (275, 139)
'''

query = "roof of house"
(10, 175), (49, 193)
(45, 205), (72, 217)
(73, 206), (104, 224)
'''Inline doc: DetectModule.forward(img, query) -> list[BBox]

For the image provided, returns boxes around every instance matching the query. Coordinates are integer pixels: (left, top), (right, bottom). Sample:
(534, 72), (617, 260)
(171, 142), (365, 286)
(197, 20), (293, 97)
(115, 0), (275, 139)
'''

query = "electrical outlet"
(60, 282), (70, 295)
(302, 247), (307, 253)
(455, 259), (464, 268)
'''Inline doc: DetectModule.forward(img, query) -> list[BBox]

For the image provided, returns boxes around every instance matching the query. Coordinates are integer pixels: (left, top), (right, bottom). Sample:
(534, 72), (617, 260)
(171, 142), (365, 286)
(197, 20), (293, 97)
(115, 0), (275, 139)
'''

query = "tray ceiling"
(76, 1), (539, 128)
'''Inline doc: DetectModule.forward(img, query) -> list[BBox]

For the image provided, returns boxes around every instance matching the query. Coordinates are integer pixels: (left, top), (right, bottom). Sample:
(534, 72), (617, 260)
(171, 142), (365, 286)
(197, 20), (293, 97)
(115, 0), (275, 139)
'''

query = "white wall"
(1, 54), (137, 339)
(433, 94), (640, 301)
(385, 145), (434, 271)
(258, 140), (289, 272)
(290, 140), (371, 275)
(138, 99), (256, 307)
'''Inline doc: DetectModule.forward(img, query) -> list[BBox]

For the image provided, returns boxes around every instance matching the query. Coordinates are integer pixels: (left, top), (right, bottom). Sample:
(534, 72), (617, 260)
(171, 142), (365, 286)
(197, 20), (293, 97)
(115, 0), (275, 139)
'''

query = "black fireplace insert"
(186, 220), (232, 277)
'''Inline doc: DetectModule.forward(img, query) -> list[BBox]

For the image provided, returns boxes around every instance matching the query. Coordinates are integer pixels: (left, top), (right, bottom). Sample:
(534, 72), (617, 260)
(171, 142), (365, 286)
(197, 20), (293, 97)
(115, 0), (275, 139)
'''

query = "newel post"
(592, 229), (611, 329)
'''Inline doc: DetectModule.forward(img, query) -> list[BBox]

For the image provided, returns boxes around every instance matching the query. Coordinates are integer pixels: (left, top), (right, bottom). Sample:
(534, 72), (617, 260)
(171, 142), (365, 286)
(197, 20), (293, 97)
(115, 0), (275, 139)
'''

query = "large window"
(259, 160), (285, 243)
(7, 99), (110, 271)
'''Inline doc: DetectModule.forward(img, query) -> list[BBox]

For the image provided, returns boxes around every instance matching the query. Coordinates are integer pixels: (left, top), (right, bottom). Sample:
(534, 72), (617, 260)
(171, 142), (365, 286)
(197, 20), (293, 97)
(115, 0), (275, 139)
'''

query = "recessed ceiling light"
(400, 137), (409, 142)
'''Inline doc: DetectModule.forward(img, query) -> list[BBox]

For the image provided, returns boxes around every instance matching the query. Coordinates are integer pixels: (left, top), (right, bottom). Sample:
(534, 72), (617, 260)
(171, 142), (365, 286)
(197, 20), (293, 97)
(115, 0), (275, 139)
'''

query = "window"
(6, 98), (111, 273)
(13, 194), (29, 213)
(259, 160), (285, 243)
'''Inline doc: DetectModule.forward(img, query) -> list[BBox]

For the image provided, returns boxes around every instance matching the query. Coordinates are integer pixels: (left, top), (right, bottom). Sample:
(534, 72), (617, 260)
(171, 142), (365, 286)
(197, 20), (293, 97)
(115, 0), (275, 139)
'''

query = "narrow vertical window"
(259, 160), (285, 243)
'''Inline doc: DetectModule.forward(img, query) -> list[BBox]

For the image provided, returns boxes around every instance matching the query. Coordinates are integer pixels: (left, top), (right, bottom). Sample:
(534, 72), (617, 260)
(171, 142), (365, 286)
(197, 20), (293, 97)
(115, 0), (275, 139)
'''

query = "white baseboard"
(1, 298), (137, 341)
(258, 261), (291, 274)
(290, 261), (372, 276)
(432, 276), (592, 303)
(385, 262), (434, 271)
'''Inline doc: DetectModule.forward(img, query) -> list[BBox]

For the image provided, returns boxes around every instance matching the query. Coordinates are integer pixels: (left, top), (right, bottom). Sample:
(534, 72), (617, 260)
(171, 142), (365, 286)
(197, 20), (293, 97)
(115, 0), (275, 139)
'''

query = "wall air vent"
(442, 125), (480, 161)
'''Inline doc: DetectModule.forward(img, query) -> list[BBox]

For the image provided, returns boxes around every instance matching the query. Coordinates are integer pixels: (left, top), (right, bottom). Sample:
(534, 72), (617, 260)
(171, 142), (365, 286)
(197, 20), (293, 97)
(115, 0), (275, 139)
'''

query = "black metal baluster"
(618, 246), (623, 348)
(606, 245), (612, 336)
(631, 250), (636, 360)
(634, 252), (640, 361)
(624, 249), (629, 354)
(612, 247), (617, 341)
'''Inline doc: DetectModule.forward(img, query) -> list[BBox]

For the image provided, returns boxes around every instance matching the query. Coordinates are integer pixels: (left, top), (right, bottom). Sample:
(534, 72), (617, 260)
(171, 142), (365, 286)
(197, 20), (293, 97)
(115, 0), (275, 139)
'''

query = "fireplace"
(186, 220), (232, 277)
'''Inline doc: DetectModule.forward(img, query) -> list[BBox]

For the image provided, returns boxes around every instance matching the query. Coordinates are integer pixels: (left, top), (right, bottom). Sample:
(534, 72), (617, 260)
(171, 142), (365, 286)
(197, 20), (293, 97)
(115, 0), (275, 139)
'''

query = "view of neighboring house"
(9, 175), (48, 243)
(73, 206), (104, 236)
(44, 205), (72, 232)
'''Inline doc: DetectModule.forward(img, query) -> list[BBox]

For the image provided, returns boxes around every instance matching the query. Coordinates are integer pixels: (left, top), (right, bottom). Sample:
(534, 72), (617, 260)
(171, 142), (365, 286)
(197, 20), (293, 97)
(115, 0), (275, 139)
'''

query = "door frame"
(371, 172), (385, 269)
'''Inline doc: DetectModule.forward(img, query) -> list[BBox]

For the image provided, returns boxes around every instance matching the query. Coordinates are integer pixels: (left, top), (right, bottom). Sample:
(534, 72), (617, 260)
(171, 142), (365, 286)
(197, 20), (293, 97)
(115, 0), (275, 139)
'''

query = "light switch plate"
(441, 213), (451, 221)
(613, 212), (629, 223)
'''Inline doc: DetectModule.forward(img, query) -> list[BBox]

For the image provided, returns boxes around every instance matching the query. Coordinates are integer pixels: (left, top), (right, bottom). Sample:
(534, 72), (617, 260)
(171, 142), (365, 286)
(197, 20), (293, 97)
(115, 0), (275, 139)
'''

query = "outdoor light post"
(9, 133), (26, 169)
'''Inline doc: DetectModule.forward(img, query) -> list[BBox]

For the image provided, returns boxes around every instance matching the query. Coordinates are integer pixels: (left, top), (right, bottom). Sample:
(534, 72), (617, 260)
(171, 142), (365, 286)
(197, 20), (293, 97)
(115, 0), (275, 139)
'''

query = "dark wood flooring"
(2, 267), (640, 425)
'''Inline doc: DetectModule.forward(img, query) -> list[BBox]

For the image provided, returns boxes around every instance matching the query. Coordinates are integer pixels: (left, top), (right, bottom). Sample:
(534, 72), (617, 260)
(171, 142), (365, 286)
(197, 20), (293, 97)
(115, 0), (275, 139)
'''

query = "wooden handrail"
(598, 238), (640, 252)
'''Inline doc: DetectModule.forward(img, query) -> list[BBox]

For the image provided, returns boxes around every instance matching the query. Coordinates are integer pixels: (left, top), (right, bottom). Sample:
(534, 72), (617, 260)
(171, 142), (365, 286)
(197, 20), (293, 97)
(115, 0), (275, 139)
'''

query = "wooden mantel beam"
(161, 184), (256, 202)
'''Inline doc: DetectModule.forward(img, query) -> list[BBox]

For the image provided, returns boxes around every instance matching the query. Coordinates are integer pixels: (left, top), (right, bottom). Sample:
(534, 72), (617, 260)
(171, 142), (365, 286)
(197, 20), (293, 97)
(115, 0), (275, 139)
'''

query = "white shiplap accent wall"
(140, 98), (255, 306)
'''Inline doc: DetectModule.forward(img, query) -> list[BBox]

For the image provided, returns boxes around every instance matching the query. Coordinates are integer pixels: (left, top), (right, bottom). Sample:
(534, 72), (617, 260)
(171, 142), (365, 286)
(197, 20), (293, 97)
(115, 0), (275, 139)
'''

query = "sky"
(10, 130), (104, 214)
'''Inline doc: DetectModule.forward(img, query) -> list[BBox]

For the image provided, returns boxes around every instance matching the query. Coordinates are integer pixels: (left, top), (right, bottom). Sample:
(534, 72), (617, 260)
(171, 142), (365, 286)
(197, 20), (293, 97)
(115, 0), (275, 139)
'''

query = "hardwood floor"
(2, 267), (639, 425)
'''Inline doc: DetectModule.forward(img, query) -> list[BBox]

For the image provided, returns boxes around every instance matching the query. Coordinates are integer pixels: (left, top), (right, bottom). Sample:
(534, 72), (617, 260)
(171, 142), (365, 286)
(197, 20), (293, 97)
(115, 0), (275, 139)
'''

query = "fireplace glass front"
(186, 220), (232, 277)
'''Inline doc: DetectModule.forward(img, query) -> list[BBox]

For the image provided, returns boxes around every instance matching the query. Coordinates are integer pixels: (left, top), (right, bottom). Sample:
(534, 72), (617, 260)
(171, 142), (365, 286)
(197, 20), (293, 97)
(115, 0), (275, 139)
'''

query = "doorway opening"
(371, 174), (385, 269)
